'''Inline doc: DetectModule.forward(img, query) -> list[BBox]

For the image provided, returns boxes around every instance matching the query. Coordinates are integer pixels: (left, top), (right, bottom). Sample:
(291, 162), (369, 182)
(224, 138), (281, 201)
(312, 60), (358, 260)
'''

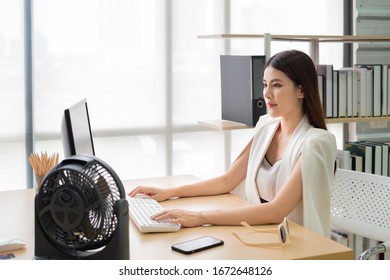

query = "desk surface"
(1, 175), (353, 260)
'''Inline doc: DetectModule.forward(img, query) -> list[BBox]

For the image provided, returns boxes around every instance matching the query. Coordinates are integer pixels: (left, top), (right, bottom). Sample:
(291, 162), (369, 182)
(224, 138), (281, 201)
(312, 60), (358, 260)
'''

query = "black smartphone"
(171, 236), (224, 255)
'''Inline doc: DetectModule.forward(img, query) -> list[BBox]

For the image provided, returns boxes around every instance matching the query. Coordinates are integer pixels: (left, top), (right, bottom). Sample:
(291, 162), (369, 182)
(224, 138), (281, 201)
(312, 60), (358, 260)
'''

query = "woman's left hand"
(151, 209), (205, 228)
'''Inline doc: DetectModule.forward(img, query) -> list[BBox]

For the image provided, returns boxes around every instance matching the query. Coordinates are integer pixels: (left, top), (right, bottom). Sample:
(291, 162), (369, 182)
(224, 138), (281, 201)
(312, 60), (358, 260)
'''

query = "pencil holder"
(29, 151), (59, 192)
(35, 175), (44, 193)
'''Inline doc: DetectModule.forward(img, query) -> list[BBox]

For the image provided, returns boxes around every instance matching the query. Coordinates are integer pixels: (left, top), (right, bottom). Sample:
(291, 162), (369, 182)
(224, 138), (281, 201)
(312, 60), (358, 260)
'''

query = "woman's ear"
(298, 85), (305, 99)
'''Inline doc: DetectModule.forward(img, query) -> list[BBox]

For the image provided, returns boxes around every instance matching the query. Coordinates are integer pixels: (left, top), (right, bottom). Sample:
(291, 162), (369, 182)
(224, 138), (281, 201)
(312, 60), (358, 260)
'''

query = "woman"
(128, 50), (337, 237)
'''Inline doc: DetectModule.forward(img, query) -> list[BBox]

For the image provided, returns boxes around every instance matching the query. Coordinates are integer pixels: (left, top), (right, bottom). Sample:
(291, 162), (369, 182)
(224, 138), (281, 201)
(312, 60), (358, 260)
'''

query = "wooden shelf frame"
(198, 120), (253, 130)
(199, 116), (390, 130)
(325, 116), (390, 124)
(198, 33), (390, 64)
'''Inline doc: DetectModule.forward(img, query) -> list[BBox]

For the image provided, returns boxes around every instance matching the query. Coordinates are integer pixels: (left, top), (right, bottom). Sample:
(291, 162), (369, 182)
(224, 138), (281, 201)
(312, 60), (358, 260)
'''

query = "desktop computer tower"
(220, 55), (267, 126)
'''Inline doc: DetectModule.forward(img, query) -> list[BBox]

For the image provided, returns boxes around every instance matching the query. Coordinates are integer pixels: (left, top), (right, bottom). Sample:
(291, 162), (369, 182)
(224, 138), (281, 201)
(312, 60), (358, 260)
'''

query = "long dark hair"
(264, 50), (327, 130)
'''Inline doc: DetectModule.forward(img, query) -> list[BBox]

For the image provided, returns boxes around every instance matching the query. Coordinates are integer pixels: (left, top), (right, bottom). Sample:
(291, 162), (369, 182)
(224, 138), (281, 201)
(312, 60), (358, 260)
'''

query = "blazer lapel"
(245, 117), (280, 204)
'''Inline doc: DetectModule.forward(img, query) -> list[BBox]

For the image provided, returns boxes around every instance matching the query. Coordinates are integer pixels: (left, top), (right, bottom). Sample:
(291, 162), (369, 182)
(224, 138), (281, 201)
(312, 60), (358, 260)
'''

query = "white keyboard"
(127, 197), (181, 233)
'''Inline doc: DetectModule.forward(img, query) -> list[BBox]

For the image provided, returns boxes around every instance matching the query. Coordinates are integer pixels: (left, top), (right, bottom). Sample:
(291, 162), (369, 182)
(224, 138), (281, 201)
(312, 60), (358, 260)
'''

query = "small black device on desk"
(171, 236), (224, 255)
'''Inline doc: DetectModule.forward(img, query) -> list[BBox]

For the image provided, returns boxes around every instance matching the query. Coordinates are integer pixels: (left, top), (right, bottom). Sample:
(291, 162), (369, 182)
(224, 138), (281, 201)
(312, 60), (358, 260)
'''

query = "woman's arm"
(153, 156), (303, 226)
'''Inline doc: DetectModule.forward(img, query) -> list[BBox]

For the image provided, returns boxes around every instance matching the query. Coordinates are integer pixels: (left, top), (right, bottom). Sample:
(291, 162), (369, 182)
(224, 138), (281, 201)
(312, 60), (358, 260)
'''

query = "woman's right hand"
(127, 186), (173, 202)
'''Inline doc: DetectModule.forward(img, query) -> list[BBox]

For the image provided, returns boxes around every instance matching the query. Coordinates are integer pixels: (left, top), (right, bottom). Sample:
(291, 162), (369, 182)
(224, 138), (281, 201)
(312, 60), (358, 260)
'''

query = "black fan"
(34, 154), (129, 260)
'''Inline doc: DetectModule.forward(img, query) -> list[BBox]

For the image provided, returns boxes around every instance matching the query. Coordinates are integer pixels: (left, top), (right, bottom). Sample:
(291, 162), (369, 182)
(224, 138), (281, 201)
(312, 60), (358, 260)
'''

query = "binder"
(220, 55), (267, 126)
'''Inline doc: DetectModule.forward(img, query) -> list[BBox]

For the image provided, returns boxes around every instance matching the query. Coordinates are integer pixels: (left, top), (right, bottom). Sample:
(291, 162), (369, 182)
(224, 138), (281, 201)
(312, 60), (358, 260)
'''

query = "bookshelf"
(198, 33), (390, 130)
(199, 33), (390, 258)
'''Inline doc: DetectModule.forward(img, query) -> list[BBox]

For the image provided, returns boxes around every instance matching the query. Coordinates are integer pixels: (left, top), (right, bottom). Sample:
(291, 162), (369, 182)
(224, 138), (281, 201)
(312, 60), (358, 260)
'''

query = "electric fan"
(34, 154), (129, 260)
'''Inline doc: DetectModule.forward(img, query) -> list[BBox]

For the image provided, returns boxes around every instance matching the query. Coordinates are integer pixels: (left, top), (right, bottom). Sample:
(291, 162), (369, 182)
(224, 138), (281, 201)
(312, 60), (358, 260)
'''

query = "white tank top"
(256, 156), (281, 202)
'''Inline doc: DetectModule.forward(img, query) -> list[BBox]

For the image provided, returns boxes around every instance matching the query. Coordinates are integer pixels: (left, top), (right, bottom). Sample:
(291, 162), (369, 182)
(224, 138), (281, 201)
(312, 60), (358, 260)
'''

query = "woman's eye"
(273, 83), (281, 88)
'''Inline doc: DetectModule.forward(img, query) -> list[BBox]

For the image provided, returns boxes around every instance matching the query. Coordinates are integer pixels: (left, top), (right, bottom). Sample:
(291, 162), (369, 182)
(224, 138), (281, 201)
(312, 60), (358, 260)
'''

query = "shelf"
(197, 34), (390, 43)
(325, 116), (390, 124)
(199, 117), (390, 130)
(198, 33), (390, 64)
(198, 120), (253, 130)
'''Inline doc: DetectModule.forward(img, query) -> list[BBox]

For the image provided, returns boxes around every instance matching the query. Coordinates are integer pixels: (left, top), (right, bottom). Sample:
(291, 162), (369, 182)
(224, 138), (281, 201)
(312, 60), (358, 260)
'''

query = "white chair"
(331, 168), (390, 260)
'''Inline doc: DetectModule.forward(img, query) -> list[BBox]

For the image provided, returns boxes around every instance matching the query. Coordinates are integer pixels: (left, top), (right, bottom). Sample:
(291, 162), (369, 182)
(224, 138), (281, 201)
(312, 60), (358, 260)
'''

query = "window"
(1, 0), (344, 190)
(0, 0), (26, 190)
(229, 0), (344, 67)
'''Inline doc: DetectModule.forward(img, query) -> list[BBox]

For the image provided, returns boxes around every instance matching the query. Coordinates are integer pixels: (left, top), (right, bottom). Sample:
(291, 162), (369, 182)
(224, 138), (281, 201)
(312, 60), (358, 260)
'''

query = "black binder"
(220, 55), (267, 126)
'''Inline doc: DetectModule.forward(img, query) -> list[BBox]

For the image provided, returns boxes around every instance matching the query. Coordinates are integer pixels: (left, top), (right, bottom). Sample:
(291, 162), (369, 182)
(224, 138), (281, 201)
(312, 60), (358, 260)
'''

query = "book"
(333, 70), (339, 118)
(350, 154), (363, 172)
(317, 75), (324, 110)
(340, 67), (367, 117)
(344, 142), (372, 173)
(379, 142), (389, 176)
(381, 142), (389, 177)
(331, 230), (349, 247)
(353, 67), (368, 117)
(372, 64), (380, 117)
(384, 142), (390, 176)
(387, 66), (390, 116)
(358, 141), (382, 175)
(382, 64), (388, 116)
(336, 149), (351, 170)
(344, 69), (354, 117)
(360, 140), (389, 176)
(316, 65), (333, 118)
(337, 70), (348, 118)
(366, 68), (373, 117)
(356, 64), (382, 117)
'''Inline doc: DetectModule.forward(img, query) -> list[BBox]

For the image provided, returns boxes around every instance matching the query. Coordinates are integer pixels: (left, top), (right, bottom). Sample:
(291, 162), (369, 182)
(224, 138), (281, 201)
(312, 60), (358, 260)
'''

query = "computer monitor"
(61, 99), (95, 158)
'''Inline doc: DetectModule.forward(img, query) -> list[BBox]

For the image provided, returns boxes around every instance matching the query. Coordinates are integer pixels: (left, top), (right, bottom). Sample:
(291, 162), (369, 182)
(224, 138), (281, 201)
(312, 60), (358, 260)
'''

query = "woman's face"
(262, 66), (304, 118)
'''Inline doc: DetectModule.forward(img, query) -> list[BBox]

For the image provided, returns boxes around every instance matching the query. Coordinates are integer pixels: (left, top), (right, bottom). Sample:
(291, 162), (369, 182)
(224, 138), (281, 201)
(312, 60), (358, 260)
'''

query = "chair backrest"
(331, 168), (390, 242)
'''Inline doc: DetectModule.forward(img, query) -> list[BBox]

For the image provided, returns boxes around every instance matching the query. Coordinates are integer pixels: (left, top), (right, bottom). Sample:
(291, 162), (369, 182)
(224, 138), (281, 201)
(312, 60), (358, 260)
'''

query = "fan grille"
(37, 157), (123, 253)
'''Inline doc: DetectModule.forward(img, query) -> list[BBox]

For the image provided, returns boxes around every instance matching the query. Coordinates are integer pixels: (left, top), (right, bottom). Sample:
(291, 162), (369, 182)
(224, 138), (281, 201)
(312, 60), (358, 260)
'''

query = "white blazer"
(234, 114), (337, 237)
